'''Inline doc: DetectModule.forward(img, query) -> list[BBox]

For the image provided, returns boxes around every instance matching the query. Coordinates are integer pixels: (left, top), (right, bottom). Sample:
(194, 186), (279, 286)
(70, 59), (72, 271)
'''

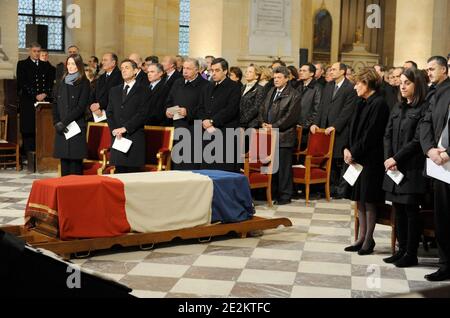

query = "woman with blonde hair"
(240, 64), (265, 129)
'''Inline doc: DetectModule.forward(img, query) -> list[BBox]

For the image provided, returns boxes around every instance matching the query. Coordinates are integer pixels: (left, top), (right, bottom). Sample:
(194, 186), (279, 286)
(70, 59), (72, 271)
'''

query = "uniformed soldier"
(17, 42), (54, 158)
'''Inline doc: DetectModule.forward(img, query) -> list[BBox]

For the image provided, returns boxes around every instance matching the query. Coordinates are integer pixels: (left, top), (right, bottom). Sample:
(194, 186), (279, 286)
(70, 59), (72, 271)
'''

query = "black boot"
(394, 254), (418, 268)
(383, 250), (406, 264)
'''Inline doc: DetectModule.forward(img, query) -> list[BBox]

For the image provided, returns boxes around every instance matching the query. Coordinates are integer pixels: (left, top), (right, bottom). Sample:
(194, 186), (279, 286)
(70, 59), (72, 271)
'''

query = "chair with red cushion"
(292, 129), (335, 205)
(243, 129), (277, 207)
(143, 126), (174, 172)
(0, 115), (20, 171)
(83, 122), (112, 175)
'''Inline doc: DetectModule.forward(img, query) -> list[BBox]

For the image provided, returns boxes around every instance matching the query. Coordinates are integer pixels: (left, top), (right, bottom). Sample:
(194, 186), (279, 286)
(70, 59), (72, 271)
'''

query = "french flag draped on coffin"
(24, 171), (255, 240)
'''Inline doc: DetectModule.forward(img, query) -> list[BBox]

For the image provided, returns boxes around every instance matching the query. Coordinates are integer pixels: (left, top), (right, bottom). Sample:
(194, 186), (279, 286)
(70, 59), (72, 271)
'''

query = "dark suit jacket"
(298, 79), (322, 130)
(166, 75), (209, 128)
(135, 70), (150, 87)
(198, 77), (241, 128)
(258, 84), (302, 148)
(165, 70), (183, 92)
(52, 78), (90, 160)
(91, 67), (123, 110)
(420, 78), (450, 157)
(107, 83), (147, 167)
(144, 79), (169, 126)
(383, 100), (428, 194)
(240, 83), (265, 129)
(315, 78), (357, 158)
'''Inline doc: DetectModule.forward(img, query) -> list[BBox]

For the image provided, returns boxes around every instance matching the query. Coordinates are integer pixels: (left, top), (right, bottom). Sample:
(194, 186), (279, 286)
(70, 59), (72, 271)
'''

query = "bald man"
(129, 53), (149, 87)
(161, 55), (182, 91)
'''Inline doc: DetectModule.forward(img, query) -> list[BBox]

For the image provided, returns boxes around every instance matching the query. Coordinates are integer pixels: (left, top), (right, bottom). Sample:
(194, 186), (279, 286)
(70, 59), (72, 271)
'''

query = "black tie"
(332, 85), (339, 99)
(122, 85), (130, 102)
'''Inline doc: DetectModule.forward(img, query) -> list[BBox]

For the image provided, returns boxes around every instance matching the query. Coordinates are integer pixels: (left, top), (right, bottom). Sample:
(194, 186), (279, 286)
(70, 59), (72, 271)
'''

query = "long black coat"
(197, 77), (241, 172)
(52, 78), (90, 160)
(165, 71), (183, 93)
(315, 78), (357, 159)
(166, 75), (209, 128)
(258, 84), (302, 148)
(298, 79), (322, 130)
(420, 78), (450, 157)
(17, 57), (54, 134)
(144, 79), (170, 126)
(240, 83), (265, 129)
(135, 70), (150, 87)
(107, 83), (147, 167)
(90, 67), (123, 111)
(383, 101), (428, 195)
(344, 94), (390, 203)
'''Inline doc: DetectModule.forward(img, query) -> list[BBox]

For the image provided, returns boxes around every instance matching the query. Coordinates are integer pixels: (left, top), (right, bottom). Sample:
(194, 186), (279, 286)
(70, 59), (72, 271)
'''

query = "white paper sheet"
(292, 165), (306, 169)
(93, 110), (107, 123)
(386, 169), (405, 185)
(206, 126), (217, 134)
(426, 158), (450, 185)
(112, 137), (133, 153)
(0, 139), (8, 144)
(343, 163), (364, 186)
(167, 106), (184, 121)
(34, 102), (51, 108)
(64, 121), (81, 140)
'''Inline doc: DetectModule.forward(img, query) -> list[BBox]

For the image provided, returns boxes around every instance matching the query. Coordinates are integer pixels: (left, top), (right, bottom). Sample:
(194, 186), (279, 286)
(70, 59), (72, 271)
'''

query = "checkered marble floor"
(1, 169), (449, 298)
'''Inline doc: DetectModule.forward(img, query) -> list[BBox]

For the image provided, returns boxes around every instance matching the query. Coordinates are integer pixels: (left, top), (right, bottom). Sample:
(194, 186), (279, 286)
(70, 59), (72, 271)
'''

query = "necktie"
(122, 85), (130, 102)
(273, 90), (281, 101)
(332, 84), (339, 99)
(35, 60), (39, 67)
(268, 91), (281, 123)
(441, 106), (450, 148)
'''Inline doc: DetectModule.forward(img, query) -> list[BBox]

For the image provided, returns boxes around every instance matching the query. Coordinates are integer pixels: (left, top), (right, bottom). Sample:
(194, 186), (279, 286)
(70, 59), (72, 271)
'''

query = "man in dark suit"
(16, 42), (54, 157)
(129, 53), (149, 87)
(90, 53), (123, 119)
(106, 59), (147, 174)
(420, 56), (450, 282)
(161, 56), (182, 91)
(298, 63), (322, 148)
(198, 58), (241, 172)
(310, 62), (358, 198)
(144, 63), (168, 126)
(166, 58), (208, 170)
(314, 62), (327, 87)
(258, 66), (302, 205)
(39, 49), (56, 91)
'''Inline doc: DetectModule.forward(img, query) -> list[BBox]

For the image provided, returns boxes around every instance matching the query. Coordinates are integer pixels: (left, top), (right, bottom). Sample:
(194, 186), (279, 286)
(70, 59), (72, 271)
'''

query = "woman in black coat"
(53, 54), (90, 176)
(382, 68), (429, 267)
(343, 68), (390, 255)
(240, 64), (265, 129)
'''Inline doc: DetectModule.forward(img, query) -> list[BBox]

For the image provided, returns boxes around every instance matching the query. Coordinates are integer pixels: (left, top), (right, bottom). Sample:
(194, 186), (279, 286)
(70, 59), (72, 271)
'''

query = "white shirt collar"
(124, 79), (136, 92)
(151, 79), (161, 88)
(167, 69), (176, 78)
(335, 77), (345, 89)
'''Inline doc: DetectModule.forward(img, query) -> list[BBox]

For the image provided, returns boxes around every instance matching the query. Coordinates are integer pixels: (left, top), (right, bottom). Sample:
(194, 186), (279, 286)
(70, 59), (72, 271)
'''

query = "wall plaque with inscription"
(249, 0), (292, 56)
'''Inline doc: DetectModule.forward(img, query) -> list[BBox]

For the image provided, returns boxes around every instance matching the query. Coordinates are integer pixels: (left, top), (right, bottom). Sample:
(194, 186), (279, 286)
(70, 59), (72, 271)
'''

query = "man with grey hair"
(166, 57), (208, 170)
(161, 55), (182, 91)
(17, 42), (54, 159)
(144, 63), (167, 125)
(258, 66), (302, 205)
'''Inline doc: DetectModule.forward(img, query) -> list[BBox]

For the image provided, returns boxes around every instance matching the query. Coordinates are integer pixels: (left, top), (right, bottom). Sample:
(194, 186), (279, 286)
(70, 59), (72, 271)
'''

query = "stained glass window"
(179, 0), (190, 56)
(18, 0), (65, 51)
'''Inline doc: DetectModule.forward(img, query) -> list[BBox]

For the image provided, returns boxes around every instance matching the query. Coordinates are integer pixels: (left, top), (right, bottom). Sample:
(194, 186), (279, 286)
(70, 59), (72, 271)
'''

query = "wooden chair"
(83, 122), (112, 175)
(243, 128), (278, 207)
(143, 126), (174, 172)
(293, 126), (303, 162)
(0, 115), (20, 171)
(354, 203), (397, 254)
(292, 129), (335, 205)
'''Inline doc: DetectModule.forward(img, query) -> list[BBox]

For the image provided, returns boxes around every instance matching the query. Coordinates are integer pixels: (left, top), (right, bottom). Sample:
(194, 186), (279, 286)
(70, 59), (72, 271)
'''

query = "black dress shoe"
(383, 251), (406, 264)
(394, 254), (418, 268)
(274, 199), (292, 206)
(425, 269), (450, 282)
(344, 243), (363, 252)
(358, 240), (376, 256)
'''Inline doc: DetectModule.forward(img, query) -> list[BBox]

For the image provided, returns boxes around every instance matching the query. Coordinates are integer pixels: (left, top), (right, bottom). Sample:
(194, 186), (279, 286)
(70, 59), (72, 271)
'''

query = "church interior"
(1, 0), (450, 300)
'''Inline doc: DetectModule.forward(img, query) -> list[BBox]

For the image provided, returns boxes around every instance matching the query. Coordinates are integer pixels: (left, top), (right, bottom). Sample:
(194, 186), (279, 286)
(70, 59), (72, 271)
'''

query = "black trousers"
(434, 180), (450, 269)
(22, 133), (36, 154)
(393, 203), (421, 256)
(60, 159), (83, 176)
(272, 147), (293, 201)
(115, 166), (142, 174)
